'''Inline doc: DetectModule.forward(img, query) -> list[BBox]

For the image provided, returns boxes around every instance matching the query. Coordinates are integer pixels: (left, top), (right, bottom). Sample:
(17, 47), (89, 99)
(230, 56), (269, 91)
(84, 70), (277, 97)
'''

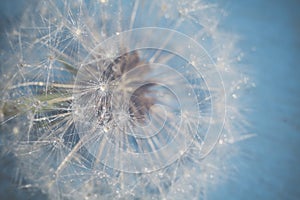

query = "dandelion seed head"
(0, 0), (250, 199)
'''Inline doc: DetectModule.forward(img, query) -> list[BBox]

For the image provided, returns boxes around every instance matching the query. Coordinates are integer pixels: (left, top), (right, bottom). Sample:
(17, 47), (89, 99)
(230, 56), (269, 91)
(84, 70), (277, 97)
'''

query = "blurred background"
(212, 0), (300, 199)
(0, 0), (299, 199)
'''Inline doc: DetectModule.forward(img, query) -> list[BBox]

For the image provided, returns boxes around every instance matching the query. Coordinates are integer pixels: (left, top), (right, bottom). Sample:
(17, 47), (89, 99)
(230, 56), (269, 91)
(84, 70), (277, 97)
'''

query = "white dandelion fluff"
(0, 0), (250, 199)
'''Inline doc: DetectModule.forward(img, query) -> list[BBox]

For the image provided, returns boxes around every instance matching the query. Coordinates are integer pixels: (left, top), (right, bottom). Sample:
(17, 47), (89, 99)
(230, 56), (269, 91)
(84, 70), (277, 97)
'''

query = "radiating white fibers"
(0, 0), (252, 199)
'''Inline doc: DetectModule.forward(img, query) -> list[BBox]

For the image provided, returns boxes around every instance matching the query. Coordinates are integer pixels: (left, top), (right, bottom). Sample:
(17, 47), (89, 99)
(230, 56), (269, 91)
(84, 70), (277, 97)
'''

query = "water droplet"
(13, 127), (19, 134)
(144, 167), (150, 173)
(179, 150), (185, 155)
(100, 84), (106, 92)
(158, 172), (164, 177)
(103, 126), (109, 132)
(112, 65), (118, 72)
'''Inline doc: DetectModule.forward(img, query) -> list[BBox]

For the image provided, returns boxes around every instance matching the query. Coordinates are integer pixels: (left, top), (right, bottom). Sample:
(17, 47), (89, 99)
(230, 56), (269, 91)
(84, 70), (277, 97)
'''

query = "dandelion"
(0, 0), (251, 199)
